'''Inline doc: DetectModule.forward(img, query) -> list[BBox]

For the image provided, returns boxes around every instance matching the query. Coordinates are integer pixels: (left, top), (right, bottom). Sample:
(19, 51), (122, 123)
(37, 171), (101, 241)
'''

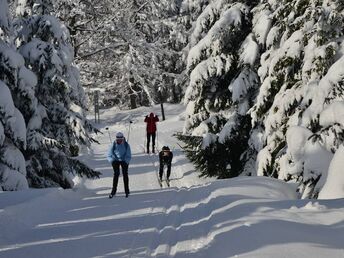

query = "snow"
(229, 67), (258, 104)
(0, 122), (4, 145)
(252, 6), (272, 46)
(319, 101), (344, 127)
(8, 108), (27, 147)
(319, 146), (344, 199)
(239, 34), (259, 66)
(0, 81), (15, 118)
(0, 0), (9, 33)
(1, 104), (344, 257)
(187, 3), (248, 70)
(0, 164), (28, 191)
(302, 54), (344, 125)
(1, 141), (26, 175)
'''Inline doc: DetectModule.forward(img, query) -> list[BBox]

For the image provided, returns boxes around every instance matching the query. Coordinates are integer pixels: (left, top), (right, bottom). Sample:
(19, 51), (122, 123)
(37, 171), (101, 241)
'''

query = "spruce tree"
(14, 0), (100, 188)
(178, 0), (260, 178)
(249, 0), (344, 198)
(0, 0), (30, 190)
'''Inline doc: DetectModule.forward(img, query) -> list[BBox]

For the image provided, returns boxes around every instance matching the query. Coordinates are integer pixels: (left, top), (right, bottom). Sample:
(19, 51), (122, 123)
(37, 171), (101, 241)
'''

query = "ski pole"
(156, 126), (159, 151)
(105, 127), (112, 143)
(127, 120), (133, 143)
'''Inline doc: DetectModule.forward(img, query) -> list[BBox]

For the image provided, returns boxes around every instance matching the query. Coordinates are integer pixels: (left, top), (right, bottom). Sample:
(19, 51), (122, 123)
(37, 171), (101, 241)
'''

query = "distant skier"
(107, 132), (132, 198)
(144, 112), (159, 153)
(159, 146), (173, 182)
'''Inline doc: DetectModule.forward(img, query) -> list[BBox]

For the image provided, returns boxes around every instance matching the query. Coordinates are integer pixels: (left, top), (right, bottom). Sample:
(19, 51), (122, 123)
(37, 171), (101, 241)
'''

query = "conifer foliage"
(178, 0), (260, 178)
(179, 0), (344, 198)
(0, 0), (32, 190)
(13, 0), (100, 188)
(0, 0), (100, 190)
(250, 0), (344, 198)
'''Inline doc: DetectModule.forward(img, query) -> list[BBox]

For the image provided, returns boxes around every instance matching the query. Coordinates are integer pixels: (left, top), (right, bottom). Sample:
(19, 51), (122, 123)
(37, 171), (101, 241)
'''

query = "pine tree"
(14, 0), (100, 188)
(178, 0), (260, 178)
(0, 0), (29, 190)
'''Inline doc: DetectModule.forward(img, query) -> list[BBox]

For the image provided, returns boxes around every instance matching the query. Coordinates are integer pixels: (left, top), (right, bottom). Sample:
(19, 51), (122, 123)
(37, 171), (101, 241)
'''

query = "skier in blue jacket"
(107, 132), (132, 198)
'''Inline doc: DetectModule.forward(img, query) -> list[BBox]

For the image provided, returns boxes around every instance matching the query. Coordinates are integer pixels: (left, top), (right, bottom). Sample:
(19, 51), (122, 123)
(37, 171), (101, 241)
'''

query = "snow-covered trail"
(1, 104), (344, 258)
(79, 104), (208, 194)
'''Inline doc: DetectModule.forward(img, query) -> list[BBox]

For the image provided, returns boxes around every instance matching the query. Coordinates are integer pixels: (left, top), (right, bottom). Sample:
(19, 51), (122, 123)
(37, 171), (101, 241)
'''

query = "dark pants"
(146, 132), (156, 153)
(111, 161), (129, 195)
(159, 162), (171, 179)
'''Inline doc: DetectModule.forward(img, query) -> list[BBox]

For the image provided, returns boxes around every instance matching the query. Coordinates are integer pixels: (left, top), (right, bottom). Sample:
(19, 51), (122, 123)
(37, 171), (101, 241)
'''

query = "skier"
(159, 146), (173, 183)
(144, 112), (159, 153)
(107, 132), (132, 198)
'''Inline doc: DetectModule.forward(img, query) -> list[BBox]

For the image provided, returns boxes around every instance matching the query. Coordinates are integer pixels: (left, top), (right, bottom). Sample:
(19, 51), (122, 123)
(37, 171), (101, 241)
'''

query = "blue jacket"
(107, 140), (132, 164)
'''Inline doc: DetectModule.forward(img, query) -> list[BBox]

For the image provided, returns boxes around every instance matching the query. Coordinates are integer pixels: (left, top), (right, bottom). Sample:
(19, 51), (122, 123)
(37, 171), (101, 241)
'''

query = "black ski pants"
(111, 161), (129, 195)
(159, 162), (171, 179)
(146, 132), (156, 153)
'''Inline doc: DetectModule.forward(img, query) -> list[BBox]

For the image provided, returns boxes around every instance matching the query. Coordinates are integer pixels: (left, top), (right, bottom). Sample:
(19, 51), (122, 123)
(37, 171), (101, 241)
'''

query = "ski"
(158, 178), (163, 188)
(166, 179), (170, 187)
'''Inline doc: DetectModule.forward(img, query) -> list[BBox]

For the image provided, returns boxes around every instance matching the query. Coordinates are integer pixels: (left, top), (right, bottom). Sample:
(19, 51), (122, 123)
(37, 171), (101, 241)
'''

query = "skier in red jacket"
(144, 112), (159, 153)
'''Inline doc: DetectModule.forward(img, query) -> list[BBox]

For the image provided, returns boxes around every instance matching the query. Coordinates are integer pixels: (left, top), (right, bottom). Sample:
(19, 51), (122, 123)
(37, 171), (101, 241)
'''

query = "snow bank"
(318, 146), (344, 199)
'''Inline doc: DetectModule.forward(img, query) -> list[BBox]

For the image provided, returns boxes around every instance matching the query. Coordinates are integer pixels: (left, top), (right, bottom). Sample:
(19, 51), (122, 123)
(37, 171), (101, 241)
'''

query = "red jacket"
(144, 113), (159, 133)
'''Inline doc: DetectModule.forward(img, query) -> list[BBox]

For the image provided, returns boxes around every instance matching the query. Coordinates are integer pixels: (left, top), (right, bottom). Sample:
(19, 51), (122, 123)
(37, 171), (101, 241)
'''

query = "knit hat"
(116, 132), (124, 139)
(162, 146), (170, 151)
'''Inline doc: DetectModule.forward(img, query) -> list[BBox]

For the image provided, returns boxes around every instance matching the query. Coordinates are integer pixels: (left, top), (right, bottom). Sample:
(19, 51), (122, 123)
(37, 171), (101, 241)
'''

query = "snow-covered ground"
(0, 104), (344, 258)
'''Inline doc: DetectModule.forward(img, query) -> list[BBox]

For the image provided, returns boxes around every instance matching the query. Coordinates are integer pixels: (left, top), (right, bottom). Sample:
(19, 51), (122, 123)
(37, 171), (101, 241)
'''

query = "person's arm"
(107, 144), (114, 163)
(144, 116), (148, 122)
(168, 152), (173, 164)
(155, 116), (159, 122)
(125, 144), (132, 164)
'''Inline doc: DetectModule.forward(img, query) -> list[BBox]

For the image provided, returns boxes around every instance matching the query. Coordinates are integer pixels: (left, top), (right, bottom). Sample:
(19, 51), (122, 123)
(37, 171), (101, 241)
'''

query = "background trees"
(2, 0), (344, 197)
(54, 0), (186, 109)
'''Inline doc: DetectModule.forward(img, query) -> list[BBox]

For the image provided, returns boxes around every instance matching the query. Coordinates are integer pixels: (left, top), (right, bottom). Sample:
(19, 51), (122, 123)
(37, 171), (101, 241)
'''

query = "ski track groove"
(143, 189), (179, 257)
(137, 146), (187, 257)
(126, 145), (178, 257)
(148, 188), (185, 257)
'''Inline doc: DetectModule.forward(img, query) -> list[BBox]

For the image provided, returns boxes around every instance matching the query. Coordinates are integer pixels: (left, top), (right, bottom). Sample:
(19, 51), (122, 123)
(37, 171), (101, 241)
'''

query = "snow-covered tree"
(178, 0), (260, 178)
(249, 0), (344, 198)
(14, 0), (100, 188)
(0, 0), (30, 190)
(53, 0), (186, 109)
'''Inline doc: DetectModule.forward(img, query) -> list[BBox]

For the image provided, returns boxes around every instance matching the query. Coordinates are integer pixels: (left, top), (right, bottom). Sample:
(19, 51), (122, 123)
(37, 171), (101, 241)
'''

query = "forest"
(1, 0), (344, 199)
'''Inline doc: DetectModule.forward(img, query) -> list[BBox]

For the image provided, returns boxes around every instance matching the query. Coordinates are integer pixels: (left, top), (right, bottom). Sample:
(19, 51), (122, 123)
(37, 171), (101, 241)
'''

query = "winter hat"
(149, 112), (154, 117)
(162, 146), (170, 151)
(116, 132), (124, 139)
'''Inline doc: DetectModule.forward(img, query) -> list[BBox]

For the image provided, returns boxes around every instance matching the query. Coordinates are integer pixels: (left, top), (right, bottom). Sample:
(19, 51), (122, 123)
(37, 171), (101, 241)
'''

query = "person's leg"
(111, 161), (120, 196)
(121, 162), (130, 196)
(152, 132), (156, 153)
(167, 163), (171, 180)
(146, 133), (151, 153)
(159, 162), (164, 180)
